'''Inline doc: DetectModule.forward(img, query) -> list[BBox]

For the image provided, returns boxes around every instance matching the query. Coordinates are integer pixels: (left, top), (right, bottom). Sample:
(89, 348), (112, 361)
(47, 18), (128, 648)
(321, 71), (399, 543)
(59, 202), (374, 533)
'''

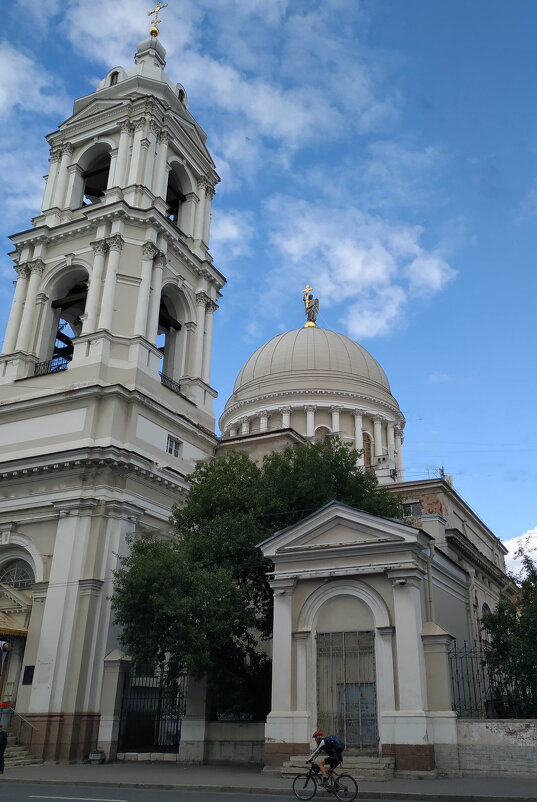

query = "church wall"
(434, 583), (469, 643)
(316, 596), (374, 631)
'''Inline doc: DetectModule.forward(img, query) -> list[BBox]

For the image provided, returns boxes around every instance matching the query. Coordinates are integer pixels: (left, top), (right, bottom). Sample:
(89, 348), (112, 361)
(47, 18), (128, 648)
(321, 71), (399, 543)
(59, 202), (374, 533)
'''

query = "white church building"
(0, 26), (513, 772)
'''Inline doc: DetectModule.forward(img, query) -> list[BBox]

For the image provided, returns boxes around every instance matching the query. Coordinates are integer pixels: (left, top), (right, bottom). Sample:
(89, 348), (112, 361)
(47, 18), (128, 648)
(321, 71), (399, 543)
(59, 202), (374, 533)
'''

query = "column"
(193, 291), (208, 378)
(259, 411), (269, 432)
(395, 426), (404, 479)
(193, 179), (207, 241)
(202, 185), (214, 245)
(16, 260), (44, 353)
(280, 406), (291, 429)
(269, 579), (296, 713)
(134, 242), (158, 337)
(98, 234), (123, 331)
(305, 405), (316, 437)
(390, 573), (428, 710)
(82, 240), (108, 334)
(143, 120), (159, 189)
(152, 130), (169, 198)
(181, 321), (196, 376)
(387, 422), (396, 462)
(180, 192), (198, 237)
(112, 121), (133, 188)
(127, 118), (145, 185)
(146, 254), (165, 343)
(52, 143), (74, 210)
(294, 631), (309, 712)
(201, 300), (217, 384)
(373, 416), (383, 457)
(353, 410), (364, 466)
(41, 148), (62, 211)
(2, 265), (29, 354)
(240, 417), (250, 436)
(65, 163), (83, 209)
(331, 405), (341, 433)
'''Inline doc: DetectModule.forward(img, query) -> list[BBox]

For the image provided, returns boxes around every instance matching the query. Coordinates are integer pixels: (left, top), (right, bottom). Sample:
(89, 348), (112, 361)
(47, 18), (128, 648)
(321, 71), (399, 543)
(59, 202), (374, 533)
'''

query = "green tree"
(112, 438), (402, 717)
(482, 551), (537, 717)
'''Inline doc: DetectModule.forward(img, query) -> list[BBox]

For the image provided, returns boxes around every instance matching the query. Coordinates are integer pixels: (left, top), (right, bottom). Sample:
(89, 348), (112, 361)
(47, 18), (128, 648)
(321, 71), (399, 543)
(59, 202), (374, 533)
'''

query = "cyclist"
(307, 729), (344, 786)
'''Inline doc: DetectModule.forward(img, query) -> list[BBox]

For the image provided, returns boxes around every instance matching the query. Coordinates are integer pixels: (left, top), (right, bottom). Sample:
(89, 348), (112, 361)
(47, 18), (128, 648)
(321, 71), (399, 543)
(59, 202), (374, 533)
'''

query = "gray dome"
(232, 328), (391, 396)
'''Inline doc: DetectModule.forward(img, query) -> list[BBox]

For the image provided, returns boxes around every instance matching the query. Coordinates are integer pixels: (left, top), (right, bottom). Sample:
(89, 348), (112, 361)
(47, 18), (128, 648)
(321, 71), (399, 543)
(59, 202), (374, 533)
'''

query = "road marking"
(29, 796), (128, 802)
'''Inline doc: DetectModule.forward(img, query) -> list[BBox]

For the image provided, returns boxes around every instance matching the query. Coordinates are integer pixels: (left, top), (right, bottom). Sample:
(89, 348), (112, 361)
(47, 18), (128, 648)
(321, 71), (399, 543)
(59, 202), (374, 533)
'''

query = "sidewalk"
(1, 761), (537, 801)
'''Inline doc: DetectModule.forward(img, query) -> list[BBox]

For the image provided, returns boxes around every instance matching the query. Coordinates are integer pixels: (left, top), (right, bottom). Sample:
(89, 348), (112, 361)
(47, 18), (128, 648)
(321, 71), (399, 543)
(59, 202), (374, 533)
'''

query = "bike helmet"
(312, 729), (323, 738)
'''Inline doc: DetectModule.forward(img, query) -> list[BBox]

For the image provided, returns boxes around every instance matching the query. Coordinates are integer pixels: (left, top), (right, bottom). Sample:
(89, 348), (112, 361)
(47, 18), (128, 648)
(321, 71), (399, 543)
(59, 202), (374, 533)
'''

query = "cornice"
(0, 444), (189, 492)
(445, 528), (510, 586)
(221, 389), (405, 427)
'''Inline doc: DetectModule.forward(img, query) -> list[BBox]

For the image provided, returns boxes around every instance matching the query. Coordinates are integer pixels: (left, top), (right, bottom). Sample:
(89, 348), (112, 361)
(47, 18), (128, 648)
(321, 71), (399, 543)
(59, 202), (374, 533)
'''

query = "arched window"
(49, 281), (87, 370)
(110, 71), (119, 86)
(0, 559), (34, 590)
(157, 291), (183, 383)
(362, 433), (372, 467)
(82, 152), (111, 205)
(315, 426), (331, 442)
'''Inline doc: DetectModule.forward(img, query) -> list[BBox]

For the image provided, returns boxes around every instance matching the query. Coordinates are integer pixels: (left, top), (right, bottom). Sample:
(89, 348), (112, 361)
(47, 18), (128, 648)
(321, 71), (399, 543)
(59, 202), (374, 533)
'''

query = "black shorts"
(323, 754), (341, 767)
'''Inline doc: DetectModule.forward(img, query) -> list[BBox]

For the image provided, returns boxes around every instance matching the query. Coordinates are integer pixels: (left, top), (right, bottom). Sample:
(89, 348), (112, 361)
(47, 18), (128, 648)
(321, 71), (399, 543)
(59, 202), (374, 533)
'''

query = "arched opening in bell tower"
(156, 285), (189, 383)
(165, 171), (186, 226)
(36, 268), (89, 374)
(69, 142), (112, 208)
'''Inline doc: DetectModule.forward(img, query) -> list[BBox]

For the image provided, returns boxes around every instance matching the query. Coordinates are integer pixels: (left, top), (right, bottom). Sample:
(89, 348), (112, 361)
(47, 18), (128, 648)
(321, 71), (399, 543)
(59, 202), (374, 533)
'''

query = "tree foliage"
(112, 438), (402, 716)
(482, 551), (537, 717)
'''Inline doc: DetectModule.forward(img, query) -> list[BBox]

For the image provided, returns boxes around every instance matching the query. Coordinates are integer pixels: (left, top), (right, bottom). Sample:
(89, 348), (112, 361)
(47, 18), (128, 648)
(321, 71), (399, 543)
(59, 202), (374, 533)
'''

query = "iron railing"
(9, 707), (38, 753)
(449, 640), (536, 719)
(34, 357), (69, 376)
(160, 372), (181, 395)
(118, 666), (187, 753)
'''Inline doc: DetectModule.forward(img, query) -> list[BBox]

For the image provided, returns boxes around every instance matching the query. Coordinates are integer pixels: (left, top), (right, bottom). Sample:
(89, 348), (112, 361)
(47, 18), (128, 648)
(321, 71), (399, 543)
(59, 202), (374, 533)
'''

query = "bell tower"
(0, 29), (224, 760)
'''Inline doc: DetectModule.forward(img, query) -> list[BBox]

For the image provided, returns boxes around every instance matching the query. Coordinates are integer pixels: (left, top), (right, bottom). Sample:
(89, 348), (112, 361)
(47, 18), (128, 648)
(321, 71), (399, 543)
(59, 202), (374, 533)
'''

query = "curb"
(1, 777), (536, 802)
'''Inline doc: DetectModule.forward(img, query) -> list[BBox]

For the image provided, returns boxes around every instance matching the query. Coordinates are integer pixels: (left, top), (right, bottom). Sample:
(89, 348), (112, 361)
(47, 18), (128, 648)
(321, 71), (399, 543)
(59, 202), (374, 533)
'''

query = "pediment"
(65, 98), (128, 127)
(171, 113), (211, 158)
(259, 501), (424, 560)
(0, 611), (28, 637)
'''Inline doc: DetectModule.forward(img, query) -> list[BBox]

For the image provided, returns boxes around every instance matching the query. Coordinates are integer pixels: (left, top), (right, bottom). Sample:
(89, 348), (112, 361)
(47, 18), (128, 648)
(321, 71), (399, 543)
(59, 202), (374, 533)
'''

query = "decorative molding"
(49, 147), (62, 163)
(195, 291), (211, 307)
(28, 258), (45, 276)
(91, 239), (109, 256)
(142, 241), (159, 260)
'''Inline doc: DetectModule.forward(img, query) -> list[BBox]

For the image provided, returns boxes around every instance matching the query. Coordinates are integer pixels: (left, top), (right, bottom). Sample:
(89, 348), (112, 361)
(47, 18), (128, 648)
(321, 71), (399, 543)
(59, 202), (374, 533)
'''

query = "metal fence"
(118, 666), (187, 753)
(448, 641), (535, 719)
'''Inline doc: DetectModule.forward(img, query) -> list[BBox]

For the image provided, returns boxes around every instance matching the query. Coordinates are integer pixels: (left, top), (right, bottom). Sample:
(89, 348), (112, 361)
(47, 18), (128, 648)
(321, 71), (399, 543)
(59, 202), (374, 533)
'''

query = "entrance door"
(317, 631), (378, 749)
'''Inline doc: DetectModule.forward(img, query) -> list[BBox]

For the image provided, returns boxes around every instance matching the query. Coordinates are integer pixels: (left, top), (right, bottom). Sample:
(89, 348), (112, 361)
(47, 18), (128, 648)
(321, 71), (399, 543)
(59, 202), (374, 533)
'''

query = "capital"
(15, 264), (30, 279)
(352, 408), (366, 418)
(279, 406), (291, 414)
(133, 117), (146, 131)
(28, 258), (45, 276)
(91, 239), (109, 256)
(107, 234), (124, 252)
(61, 143), (74, 158)
(49, 147), (62, 163)
(142, 241), (159, 260)
(158, 129), (170, 143)
(153, 254), (167, 271)
(331, 405), (342, 413)
(196, 291), (211, 307)
(120, 120), (134, 134)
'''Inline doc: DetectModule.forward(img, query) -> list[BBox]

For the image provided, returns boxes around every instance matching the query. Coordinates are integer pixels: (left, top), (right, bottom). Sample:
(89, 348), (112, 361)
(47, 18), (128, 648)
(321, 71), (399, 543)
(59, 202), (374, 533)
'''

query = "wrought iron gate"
(118, 666), (187, 753)
(317, 631), (378, 749)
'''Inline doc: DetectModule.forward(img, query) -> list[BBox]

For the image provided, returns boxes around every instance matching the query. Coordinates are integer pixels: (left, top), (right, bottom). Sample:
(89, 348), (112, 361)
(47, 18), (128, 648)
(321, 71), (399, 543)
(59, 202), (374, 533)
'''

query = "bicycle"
(292, 759), (358, 801)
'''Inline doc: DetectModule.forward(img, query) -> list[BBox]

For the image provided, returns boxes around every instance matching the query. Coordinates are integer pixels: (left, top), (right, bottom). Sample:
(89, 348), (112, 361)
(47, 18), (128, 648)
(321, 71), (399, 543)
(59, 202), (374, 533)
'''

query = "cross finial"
(148, 1), (168, 37)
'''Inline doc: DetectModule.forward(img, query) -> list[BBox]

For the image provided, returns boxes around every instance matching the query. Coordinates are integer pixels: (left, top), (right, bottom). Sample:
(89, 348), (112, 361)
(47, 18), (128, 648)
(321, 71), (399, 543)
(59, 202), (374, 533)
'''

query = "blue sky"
(1, 0), (536, 559)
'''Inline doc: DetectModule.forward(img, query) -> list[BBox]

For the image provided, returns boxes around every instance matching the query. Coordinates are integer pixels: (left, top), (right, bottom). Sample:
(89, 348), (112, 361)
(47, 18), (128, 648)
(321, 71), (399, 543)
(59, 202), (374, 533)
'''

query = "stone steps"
(282, 754), (395, 780)
(4, 732), (43, 768)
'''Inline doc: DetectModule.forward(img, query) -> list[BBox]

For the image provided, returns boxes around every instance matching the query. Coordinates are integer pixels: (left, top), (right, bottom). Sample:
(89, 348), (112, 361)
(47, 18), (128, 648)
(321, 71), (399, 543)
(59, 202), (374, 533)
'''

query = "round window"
(0, 559), (34, 590)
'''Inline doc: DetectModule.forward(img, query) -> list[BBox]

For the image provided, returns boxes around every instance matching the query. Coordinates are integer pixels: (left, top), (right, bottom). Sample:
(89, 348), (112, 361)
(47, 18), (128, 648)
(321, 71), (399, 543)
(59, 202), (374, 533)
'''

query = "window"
(166, 436), (182, 458)
(362, 433), (372, 467)
(82, 153), (111, 205)
(403, 501), (421, 518)
(0, 559), (35, 590)
(110, 71), (119, 86)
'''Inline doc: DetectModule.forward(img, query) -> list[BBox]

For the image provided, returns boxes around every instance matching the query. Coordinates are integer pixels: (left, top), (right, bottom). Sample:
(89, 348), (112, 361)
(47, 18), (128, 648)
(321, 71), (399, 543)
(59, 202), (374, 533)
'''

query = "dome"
(232, 327), (391, 397)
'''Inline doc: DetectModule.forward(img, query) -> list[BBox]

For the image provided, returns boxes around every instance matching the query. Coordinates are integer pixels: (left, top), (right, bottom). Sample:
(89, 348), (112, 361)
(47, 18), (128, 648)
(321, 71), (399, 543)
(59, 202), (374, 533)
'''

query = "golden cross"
(302, 284), (314, 308)
(148, 1), (168, 32)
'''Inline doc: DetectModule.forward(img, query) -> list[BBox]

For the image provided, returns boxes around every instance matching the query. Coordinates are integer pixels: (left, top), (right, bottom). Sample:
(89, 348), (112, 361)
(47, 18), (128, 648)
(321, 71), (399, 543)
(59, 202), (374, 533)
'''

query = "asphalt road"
(0, 785), (428, 802)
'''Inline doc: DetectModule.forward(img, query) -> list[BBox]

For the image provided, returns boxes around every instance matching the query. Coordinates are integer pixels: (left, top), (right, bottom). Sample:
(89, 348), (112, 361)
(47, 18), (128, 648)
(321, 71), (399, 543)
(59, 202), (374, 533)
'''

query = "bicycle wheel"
(293, 772), (317, 800)
(333, 773), (358, 802)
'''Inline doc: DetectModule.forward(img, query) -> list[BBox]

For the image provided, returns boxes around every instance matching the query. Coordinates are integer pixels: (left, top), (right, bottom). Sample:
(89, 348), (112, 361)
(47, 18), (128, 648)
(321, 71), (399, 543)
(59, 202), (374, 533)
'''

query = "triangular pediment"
(0, 610), (28, 637)
(0, 583), (31, 614)
(64, 98), (128, 127)
(171, 113), (212, 158)
(259, 501), (426, 560)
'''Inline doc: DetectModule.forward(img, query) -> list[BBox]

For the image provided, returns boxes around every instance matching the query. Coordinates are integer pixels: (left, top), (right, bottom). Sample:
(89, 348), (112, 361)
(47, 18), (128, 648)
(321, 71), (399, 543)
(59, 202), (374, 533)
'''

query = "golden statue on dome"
(302, 284), (319, 328)
(148, 1), (168, 36)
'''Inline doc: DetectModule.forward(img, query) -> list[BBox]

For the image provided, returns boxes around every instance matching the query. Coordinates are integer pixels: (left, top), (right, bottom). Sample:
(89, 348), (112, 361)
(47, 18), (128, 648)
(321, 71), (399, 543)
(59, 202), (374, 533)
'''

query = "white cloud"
(210, 208), (255, 269)
(263, 195), (455, 338)
(503, 527), (537, 577)
(0, 41), (69, 117)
